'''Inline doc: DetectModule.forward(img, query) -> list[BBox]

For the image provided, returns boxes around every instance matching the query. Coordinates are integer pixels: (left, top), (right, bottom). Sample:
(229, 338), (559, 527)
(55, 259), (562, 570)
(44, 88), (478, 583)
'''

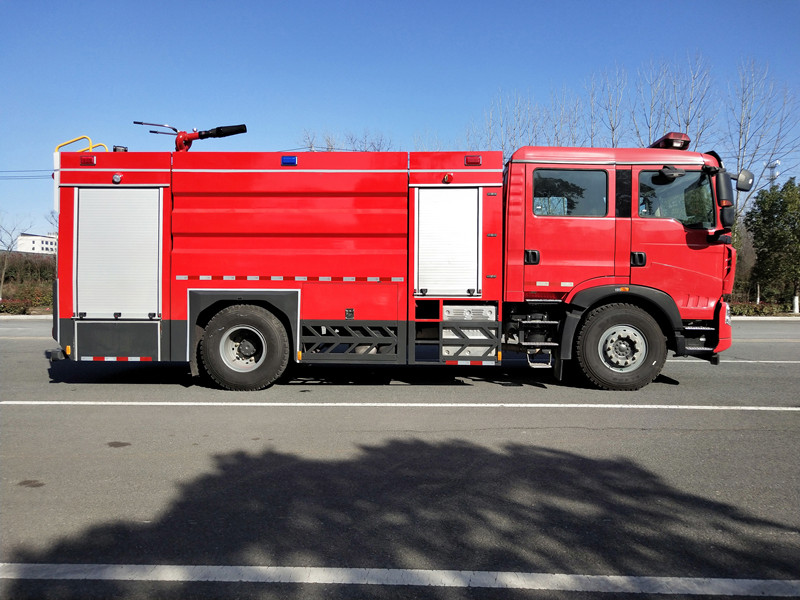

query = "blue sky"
(2, 0), (799, 235)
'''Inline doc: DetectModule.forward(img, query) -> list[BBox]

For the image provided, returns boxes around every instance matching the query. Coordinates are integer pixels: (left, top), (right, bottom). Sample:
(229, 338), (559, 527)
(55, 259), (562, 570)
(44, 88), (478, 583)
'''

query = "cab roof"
(508, 146), (713, 167)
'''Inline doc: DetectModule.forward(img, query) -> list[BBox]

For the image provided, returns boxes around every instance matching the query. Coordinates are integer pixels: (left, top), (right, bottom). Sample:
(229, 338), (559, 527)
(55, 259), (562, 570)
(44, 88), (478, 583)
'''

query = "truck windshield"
(638, 170), (714, 229)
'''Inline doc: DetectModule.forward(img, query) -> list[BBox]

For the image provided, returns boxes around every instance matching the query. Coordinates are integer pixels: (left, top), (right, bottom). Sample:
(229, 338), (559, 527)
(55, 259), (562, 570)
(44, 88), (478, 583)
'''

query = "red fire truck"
(50, 125), (753, 391)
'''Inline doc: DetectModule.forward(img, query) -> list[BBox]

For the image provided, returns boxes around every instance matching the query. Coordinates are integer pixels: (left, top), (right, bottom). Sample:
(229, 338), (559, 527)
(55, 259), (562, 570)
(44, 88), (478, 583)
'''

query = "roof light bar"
(649, 132), (691, 150)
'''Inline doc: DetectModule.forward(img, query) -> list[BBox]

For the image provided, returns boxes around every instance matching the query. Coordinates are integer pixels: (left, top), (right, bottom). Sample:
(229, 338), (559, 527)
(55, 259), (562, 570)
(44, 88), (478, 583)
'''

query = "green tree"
(744, 178), (800, 302)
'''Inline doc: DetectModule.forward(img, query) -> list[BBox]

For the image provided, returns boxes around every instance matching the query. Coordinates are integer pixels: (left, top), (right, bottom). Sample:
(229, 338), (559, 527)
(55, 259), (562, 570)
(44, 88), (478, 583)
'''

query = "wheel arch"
(559, 285), (681, 360)
(187, 290), (299, 376)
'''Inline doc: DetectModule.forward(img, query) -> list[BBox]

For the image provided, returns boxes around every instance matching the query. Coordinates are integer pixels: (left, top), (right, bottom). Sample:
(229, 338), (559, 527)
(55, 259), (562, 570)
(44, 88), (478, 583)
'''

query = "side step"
(527, 351), (553, 369)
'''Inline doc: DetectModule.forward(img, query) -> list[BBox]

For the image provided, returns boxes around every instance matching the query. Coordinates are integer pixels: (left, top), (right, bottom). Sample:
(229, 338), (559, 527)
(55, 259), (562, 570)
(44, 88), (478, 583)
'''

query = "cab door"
(630, 166), (723, 319)
(524, 165), (616, 295)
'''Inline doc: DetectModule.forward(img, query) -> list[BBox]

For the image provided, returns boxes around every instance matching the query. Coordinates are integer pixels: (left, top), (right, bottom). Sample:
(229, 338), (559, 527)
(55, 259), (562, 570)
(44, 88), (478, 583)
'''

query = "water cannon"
(134, 121), (247, 151)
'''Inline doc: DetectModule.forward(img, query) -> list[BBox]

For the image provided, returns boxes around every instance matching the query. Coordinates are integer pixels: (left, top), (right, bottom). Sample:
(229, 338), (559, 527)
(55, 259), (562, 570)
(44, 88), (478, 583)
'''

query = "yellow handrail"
(54, 136), (109, 153)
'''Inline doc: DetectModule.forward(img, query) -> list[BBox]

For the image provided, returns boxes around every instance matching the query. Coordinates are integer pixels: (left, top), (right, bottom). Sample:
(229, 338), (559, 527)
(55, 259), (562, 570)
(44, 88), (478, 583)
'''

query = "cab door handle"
(525, 250), (540, 265)
(631, 252), (647, 267)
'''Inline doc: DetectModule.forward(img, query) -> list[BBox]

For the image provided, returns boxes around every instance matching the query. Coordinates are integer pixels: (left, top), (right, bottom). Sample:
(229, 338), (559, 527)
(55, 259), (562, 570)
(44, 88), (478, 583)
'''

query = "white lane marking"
(1, 401), (798, 411)
(734, 339), (800, 343)
(1, 563), (799, 595)
(722, 360), (800, 364)
(668, 359), (800, 363)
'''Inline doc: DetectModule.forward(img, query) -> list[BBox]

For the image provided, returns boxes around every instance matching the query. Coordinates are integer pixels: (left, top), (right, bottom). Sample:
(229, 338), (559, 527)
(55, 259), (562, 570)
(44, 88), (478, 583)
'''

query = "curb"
(731, 316), (800, 321)
(0, 315), (53, 320)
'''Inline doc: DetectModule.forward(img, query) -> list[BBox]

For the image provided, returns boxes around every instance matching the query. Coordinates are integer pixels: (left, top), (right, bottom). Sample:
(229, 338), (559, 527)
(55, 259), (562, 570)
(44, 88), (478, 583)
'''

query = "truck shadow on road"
(47, 360), (682, 391)
(47, 360), (195, 387)
(45, 360), (616, 390)
(6, 441), (799, 599)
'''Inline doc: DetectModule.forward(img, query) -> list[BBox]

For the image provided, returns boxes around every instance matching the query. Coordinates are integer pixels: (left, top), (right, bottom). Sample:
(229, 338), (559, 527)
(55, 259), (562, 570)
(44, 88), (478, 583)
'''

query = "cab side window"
(533, 169), (608, 217)
(638, 170), (715, 229)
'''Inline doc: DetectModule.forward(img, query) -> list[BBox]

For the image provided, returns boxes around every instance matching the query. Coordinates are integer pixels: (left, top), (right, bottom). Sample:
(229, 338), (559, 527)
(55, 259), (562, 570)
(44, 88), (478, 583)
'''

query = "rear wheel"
(575, 303), (666, 391)
(200, 305), (289, 391)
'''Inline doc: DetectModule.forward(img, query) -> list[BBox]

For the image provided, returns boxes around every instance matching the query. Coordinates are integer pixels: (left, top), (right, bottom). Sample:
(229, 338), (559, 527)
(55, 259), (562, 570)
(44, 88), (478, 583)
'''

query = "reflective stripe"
(176, 275), (404, 282)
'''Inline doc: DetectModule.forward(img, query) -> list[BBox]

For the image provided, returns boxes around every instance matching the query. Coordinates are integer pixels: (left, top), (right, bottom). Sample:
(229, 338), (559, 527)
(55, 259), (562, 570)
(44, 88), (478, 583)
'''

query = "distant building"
(15, 233), (58, 254)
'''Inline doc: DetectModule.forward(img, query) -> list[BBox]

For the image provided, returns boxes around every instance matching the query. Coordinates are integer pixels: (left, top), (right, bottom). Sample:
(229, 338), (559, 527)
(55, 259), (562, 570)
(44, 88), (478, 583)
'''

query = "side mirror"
(716, 170), (734, 207)
(736, 169), (754, 192)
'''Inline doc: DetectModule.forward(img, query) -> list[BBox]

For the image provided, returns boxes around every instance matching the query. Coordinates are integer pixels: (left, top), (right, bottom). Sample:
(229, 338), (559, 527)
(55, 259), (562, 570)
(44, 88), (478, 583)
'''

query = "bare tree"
(668, 54), (716, 151)
(302, 130), (318, 152)
(542, 87), (586, 147)
(466, 90), (540, 161)
(597, 65), (628, 147)
(301, 129), (392, 152)
(344, 130), (393, 152)
(584, 75), (601, 147)
(724, 59), (800, 221)
(412, 130), (461, 152)
(0, 216), (33, 301)
(46, 210), (59, 235)
(631, 60), (671, 147)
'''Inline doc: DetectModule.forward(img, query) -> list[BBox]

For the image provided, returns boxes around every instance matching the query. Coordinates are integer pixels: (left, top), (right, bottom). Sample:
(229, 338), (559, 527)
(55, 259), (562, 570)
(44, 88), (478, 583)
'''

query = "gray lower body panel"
(74, 321), (160, 361)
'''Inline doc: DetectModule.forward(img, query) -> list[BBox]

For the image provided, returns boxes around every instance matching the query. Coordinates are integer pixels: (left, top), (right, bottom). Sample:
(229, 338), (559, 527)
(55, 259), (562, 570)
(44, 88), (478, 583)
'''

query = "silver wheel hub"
(598, 325), (647, 372)
(219, 325), (266, 373)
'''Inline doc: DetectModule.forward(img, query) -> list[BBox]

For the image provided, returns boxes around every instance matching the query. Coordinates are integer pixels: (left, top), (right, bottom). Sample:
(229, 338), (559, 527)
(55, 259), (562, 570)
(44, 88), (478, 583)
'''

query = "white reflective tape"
(175, 275), (188, 281)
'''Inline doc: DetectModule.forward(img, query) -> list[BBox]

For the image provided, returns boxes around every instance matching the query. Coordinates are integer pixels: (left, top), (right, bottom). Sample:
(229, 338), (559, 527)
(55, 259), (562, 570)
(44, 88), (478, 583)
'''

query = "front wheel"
(200, 305), (289, 391)
(575, 303), (666, 391)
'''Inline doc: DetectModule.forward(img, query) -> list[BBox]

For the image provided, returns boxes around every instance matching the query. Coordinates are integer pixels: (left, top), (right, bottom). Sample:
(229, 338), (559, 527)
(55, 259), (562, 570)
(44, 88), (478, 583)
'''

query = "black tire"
(200, 305), (289, 391)
(575, 303), (666, 391)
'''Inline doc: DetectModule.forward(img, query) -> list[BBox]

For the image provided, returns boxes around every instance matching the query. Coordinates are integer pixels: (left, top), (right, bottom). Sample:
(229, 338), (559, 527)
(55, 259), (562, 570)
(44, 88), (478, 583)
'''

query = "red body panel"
(56, 187), (75, 320)
(522, 163), (617, 297)
(503, 162), (527, 302)
(628, 164), (722, 320)
(171, 152), (409, 322)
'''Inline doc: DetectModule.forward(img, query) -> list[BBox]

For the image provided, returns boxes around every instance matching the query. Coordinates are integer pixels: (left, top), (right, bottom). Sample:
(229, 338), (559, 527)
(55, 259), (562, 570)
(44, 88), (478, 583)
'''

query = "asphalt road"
(1, 317), (799, 599)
